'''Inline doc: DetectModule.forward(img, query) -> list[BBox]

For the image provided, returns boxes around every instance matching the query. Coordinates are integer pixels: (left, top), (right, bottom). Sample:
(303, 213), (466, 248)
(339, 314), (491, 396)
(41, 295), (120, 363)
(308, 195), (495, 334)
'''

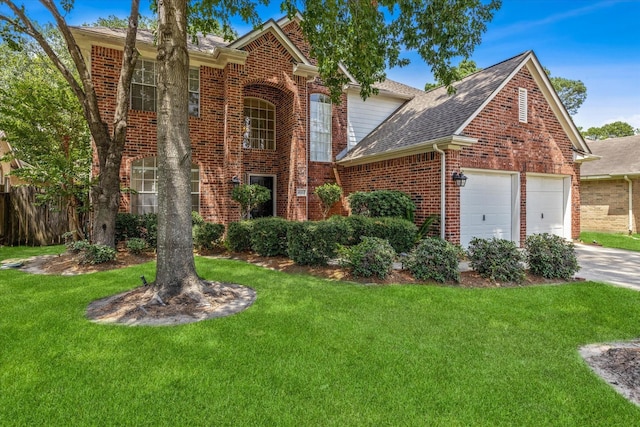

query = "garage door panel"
(460, 172), (515, 247)
(526, 176), (567, 238)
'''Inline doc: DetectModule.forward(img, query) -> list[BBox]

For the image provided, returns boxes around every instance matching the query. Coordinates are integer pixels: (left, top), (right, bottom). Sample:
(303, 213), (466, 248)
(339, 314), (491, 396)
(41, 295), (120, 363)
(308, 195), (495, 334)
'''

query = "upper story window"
(130, 157), (200, 214)
(243, 98), (275, 150)
(518, 87), (528, 123)
(131, 59), (200, 117)
(310, 93), (332, 162)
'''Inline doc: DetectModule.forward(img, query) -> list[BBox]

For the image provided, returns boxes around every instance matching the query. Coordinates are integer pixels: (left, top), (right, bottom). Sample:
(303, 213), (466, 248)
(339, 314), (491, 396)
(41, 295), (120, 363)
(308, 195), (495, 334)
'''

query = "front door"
(249, 175), (275, 218)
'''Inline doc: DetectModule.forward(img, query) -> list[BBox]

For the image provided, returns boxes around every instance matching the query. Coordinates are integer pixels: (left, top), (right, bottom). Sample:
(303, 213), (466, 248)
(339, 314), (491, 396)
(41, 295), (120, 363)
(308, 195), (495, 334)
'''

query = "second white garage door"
(460, 171), (518, 247)
(526, 175), (570, 239)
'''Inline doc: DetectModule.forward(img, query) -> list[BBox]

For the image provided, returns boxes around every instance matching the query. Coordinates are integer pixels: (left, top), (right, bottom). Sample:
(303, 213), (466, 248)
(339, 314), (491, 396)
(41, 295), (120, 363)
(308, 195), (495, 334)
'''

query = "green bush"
(115, 213), (141, 243)
(287, 220), (348, 265)
(67, 239), (90, 253)
(525, 233), (580, 279)
(81, 244), (117, 265)
(191, 211), (205, 226)
(126, 238), (147, 254)
(347, 190), (415, 219)
(330, 215), (372, 246)
(467, 238), (525, 283)
(226, 221), (254, 252)
(193, 222), (225, 251)
(250, 217), (290, 257)
(314, 183), (343, 219)
(368, 217), (417, 253)
(232, 184), (272, 220)
(114, 213), (158, 249)
(338, 236), (396, 279)
(405, 237), (462, 283)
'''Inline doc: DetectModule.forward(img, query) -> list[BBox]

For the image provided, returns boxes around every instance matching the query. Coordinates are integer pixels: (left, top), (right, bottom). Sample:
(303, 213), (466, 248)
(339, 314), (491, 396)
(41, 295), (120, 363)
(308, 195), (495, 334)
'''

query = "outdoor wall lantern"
(230, 176), (241, 187)
(452, 171), (468, 187)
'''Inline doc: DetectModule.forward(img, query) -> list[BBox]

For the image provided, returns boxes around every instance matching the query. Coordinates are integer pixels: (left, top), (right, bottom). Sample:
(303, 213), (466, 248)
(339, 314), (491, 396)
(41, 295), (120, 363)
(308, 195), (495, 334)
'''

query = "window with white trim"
(130, 59), (200, 117)
(518, 87), (528, 123)
(310, 93), (332, 162)
(243, 98), (275, 150)
(131, 157), (200, 214)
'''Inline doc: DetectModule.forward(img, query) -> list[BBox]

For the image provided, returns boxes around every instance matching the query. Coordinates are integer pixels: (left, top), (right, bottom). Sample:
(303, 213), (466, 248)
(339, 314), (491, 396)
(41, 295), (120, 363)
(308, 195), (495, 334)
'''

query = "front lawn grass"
(2, 246), (640, 425)
(580, 231), (640, 252)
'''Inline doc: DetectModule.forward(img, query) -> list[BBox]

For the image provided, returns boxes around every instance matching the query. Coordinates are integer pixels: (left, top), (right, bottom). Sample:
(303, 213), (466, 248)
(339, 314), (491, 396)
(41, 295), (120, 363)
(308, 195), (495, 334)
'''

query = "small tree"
(314, 183), (342, 219)
(231, 184), (271, 220)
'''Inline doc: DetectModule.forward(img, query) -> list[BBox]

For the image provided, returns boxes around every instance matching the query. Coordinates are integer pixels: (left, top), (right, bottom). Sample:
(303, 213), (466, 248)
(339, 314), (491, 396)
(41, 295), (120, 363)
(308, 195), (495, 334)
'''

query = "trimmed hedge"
(467, 237), (525, 283)
(347, 190), (415, 219)
(226, 221), (254, 252)
(287, 220), (348, 265)
(338, 236), (396, 279)
(328, 215), (417, 253)
(405, 237), (462, 283)
(250, 217), (290, 257)
(193, 222), (225, 250)
(525, 233), (580, 279)
(114, 213), (158, 248)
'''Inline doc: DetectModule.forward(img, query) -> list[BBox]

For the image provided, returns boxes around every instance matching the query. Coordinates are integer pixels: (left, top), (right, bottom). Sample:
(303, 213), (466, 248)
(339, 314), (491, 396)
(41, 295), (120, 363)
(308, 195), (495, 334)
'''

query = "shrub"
(193, 222), (225, 251)
(140, 213), (158, 249)
(314, 183), (342, 219)
(250, 217), (290, 256)
(226, 221), (254, 252)
(467, 238), (525, 283)
(232, 184), (271, 219)
(67, 239), (90, 253)
(331, 215), (372, 246)
(368, 217), (417, 253)
(126, 237), (147, 254)
(525, 233), (580, 279)
(405, 237), (462, 283)
(338, 236), (396, 279)
(347, 190), (415, 219)
(191, 211), (205, 226)
(81, 244), (117, 265)
(115, 213), (141, 243)
(287, 220), (348, 265)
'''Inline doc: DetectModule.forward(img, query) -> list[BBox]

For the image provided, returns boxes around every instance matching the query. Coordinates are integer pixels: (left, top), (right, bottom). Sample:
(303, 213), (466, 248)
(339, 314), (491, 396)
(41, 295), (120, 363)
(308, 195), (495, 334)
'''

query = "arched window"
(130, 157), (200, 214)
(310, 93), (332, 162)
(243, 98), (275, 150)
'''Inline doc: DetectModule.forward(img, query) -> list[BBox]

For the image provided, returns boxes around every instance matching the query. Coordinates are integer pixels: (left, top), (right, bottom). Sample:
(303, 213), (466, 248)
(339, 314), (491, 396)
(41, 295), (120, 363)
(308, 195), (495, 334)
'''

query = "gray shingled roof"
(372, 79), (425, 98)
(340, 51), (531, 162)
(581, 135), (640, 177)
(73, 27), (228, 52)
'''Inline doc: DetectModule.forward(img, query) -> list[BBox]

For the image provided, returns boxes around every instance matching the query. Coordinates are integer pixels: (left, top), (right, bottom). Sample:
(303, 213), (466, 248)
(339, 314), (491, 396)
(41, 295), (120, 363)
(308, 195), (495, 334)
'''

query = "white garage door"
(526, 175), (569, 238)
(460, 171), (516, 247)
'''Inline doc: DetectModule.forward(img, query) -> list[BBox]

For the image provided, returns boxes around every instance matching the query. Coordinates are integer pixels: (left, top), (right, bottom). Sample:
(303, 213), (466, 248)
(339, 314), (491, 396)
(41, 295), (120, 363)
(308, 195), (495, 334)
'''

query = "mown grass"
(580, 231), (640, 252)
(1, 246), (640, 425)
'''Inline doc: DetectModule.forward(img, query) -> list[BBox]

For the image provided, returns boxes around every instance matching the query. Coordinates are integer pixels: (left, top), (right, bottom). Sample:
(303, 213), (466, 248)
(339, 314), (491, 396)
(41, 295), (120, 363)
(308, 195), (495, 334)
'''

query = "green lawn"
(2, 246), (640, 425)
(580, 231), (640, 252)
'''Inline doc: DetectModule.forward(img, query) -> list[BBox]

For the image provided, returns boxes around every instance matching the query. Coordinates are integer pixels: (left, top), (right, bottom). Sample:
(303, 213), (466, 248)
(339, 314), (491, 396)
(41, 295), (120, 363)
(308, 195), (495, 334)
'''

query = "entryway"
(249, 174), (275, 218)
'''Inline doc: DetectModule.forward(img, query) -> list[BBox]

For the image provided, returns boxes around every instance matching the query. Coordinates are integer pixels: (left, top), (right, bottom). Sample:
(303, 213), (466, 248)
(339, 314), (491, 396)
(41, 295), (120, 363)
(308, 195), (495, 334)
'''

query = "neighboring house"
(71, 15), (593, 247)
(580, 135), (640, 234)
(0, 136), (27, 191)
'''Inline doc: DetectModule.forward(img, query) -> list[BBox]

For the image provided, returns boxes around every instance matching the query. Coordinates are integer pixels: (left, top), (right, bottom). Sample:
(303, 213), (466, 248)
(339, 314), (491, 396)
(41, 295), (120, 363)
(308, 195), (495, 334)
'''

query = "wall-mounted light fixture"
(230, 176), (241, 187)
(452, 171), (468, 187)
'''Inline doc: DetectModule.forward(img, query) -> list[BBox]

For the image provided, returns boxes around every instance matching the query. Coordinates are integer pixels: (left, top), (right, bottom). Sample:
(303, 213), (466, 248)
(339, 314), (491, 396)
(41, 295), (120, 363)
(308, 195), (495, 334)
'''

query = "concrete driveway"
(575, 243), (640, 289)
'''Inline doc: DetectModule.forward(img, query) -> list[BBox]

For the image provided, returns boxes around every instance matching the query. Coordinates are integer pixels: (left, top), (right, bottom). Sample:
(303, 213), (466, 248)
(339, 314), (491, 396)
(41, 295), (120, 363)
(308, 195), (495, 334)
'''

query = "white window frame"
(518, 87), (528, 123)
(131, 157), (200, 214)
(310, 93), (332, 162)
(130, 59), (200, 117)
(243, 98), (276, 150)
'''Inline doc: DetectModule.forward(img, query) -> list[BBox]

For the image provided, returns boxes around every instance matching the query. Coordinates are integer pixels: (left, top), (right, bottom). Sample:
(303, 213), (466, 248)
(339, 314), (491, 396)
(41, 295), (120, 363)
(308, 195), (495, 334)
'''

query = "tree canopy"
(583, 121), (638, 140)
(424, 59), (480, 91)
(544, 68), (587, 116)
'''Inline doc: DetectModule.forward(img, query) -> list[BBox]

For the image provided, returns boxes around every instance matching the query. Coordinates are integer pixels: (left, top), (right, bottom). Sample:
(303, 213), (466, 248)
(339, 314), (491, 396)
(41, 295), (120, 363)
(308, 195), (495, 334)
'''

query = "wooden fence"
(0, 186), (70, 246)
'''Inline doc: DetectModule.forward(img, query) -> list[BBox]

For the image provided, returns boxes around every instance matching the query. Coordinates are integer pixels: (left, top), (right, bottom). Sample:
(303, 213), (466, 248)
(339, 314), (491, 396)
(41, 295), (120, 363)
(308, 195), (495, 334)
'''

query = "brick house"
(580, 135), (640, 234)
(72, 15), (593, 247)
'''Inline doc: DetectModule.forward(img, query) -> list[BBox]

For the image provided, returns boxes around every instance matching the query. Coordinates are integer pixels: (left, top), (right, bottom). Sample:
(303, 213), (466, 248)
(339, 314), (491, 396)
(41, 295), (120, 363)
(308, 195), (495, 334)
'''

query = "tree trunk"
(90, 135), (123, 247)
(154, 0), (202, 299)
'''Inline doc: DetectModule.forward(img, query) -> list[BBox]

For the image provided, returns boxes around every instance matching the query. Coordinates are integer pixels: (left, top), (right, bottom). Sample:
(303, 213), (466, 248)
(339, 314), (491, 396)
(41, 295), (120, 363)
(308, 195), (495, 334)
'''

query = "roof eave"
(581, 173), (640, 181)
(346, 84), (414, 101)
(337, 135), (477, 167)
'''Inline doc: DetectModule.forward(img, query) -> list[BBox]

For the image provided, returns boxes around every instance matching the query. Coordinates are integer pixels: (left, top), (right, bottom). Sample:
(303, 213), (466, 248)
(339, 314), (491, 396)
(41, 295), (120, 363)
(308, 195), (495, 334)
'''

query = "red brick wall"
(340, 66), (581, 243)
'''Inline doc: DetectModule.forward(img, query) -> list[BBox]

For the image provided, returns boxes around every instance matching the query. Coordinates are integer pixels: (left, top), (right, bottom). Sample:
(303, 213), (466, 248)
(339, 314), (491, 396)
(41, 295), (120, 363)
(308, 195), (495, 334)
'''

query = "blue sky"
(23, 0), (640, 130)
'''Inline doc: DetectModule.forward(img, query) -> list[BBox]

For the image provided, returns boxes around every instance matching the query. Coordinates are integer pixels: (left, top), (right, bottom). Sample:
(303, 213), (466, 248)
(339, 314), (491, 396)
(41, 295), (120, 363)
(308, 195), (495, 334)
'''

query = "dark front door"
(249, 175), (274, 218)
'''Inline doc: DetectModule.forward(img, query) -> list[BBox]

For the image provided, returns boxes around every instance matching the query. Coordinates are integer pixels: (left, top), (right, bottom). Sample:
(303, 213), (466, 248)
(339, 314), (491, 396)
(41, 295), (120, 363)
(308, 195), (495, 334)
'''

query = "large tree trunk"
(154, 0), (202, 299)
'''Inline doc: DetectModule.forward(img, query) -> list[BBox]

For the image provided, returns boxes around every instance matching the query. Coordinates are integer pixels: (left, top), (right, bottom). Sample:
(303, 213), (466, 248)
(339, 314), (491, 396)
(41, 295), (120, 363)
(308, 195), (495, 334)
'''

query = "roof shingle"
(581, 135), (640, 176)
